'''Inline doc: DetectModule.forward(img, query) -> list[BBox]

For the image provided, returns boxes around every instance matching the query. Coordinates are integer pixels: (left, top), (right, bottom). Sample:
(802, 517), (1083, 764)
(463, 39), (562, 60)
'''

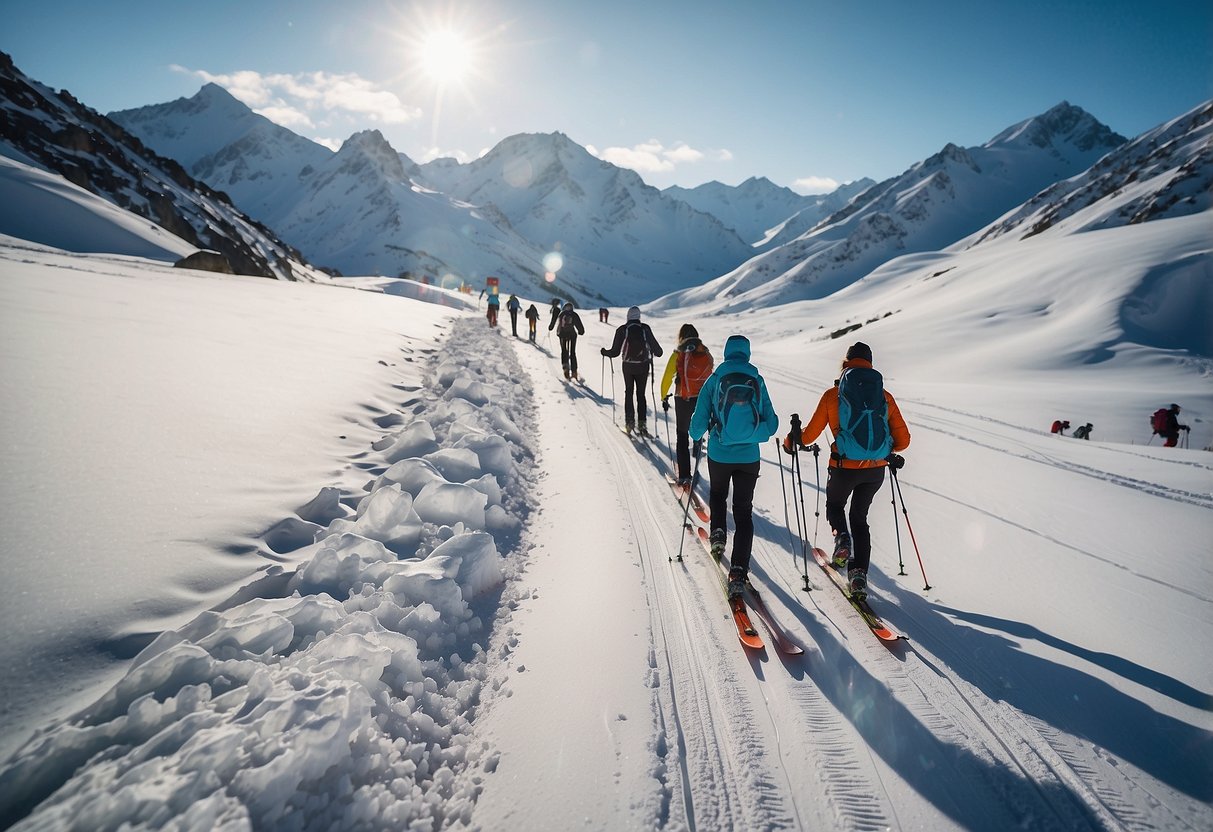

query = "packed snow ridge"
(0, 317), (538, 831)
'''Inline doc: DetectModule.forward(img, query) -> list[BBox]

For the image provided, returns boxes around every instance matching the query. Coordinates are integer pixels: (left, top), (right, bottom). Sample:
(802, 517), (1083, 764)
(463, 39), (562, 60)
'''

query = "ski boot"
(727, 566), (746, 600)
(831, 532), (851, 569)
(847, 568), (868, 601)
(637, 421), (649, 438)
(709, 529), (726, 561)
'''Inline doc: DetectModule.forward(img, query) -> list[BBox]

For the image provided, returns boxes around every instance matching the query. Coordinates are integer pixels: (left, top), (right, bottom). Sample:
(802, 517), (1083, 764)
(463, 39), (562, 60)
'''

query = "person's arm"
(800, 389), (834, 446)
(575, 314), (585, 335)
(659, 353), (678, 398)
(886, 392), (911, 452)
(601, 326), (624, 357)
(759, 377), (779, 440)
(689, 375), (716, 441)
(647, 326), (663, 358)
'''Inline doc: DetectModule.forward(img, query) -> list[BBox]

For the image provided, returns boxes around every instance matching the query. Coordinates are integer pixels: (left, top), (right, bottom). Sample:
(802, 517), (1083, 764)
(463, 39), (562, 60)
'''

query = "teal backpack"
(835, 367), (893, 460)
(713, 372), (766, 445)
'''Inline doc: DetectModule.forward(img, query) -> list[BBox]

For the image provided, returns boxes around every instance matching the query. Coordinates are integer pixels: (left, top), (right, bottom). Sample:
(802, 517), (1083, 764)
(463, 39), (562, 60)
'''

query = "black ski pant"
(622, 364), (649, 428)
(708, 458), (760, 577)
(509, 310), (519, 336)
(674, 396), (697, 480)
(559, 333), (579, 376)
(825, 464), (886, 573)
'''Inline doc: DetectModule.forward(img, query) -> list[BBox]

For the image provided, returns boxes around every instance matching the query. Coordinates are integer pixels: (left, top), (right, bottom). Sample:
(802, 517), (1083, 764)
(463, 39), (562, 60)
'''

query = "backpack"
(835, 367), (893, 461)
(675, 339), (713, 398)
(621, 322), (650, 365)
(1151, 408), (1169, 434)
(557, 310), (576, 336)
(713, 371), (766, 445)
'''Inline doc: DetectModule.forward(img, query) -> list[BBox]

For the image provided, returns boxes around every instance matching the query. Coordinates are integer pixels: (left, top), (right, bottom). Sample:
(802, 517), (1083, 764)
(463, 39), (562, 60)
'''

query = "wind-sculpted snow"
(0, 316), (538, 831)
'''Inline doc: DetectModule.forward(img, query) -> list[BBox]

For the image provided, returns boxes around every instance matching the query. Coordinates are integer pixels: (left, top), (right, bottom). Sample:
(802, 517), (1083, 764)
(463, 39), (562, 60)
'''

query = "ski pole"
(890, 468), (906, 576)
(673, 450), (703, 562)
(777, 439), (811, 591)
(608, 355), (617, 425)
(649, 357), (658, 437)
(890, 466), (931, 590)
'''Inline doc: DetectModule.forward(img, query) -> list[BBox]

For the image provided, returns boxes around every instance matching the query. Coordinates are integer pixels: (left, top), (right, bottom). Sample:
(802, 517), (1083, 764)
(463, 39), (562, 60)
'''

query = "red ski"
(810, 547), (905, 642)
(695, 528), (763, 649)
(666, 474), (710, 524)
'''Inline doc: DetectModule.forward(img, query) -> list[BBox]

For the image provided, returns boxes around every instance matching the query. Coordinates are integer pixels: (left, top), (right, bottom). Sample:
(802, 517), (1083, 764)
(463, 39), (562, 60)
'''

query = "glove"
(1181, 424), (1191, 431)
(692, 439), (703, 459)
(782, 431), (801, 454)
(662, 395), (670, 412)
(886, 453), (905, 470)
(600, 347), (609, 356)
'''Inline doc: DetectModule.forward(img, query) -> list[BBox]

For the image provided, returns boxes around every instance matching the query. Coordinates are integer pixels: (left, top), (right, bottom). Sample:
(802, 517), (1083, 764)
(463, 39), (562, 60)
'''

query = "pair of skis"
(668, 476), (803, 655)
(808, 547), (905, 642)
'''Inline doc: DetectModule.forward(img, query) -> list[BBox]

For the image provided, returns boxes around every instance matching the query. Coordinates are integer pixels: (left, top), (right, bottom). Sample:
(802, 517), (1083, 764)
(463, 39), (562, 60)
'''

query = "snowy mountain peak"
(337, 129), (407, 181)
(988, 100), (1125, 153)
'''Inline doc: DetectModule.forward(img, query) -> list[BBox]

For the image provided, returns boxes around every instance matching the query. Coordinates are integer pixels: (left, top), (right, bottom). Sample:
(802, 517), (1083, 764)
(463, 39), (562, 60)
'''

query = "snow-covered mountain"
(654, 102), (1128, 312)
(663, 175), (875, 247)
(415, 132), (755, 296)
(969, 99), (1213, 244)
(0, 53), (321, 280)
(115, 91), (731, 304)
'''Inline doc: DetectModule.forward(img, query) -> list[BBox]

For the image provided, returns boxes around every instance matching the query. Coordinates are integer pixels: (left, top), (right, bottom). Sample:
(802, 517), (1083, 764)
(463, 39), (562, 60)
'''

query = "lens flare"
(544, 272), (557, 284)
(542, 252), (564, 273)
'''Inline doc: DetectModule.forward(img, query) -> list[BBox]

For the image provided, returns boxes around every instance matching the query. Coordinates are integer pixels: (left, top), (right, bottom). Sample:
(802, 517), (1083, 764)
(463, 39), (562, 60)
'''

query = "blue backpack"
(835, 367), (893, 460)
(713, 371), (767, 445)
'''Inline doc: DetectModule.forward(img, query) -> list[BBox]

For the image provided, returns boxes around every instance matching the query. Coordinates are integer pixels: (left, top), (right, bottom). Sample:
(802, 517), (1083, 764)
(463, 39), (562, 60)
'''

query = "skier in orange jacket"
(784, 342), (910, 599)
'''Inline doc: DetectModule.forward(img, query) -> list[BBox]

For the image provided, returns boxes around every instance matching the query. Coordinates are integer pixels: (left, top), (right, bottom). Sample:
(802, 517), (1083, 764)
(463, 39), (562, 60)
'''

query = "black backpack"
(621, 322), (650, 365)
(557, 310), (577, 336)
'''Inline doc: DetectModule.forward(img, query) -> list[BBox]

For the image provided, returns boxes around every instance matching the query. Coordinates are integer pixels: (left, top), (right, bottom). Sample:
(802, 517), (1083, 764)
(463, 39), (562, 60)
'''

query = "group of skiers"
(582, 302), (909, 604)
(1051, 419), (1094, 440)
(1050, 403), (1191, 446)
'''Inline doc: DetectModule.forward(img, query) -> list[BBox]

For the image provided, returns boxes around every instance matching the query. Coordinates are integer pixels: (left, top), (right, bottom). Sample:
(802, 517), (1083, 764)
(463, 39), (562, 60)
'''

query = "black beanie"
(846, 342), (873, 362)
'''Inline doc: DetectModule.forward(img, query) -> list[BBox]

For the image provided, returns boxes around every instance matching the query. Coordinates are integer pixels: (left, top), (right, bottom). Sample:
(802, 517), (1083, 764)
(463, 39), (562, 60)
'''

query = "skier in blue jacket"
(689, 334), (779, 598)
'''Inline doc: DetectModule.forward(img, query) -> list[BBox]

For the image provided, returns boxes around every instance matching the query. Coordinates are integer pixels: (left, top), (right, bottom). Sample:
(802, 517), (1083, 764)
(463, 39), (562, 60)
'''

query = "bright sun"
(418, 31), (473, 85)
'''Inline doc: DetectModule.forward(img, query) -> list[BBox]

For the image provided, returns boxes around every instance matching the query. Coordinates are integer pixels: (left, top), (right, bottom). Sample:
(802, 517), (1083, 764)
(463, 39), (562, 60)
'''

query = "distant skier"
(525, 303), (540, 342)
(506, 294), (522, 337)
(660, 323), (714, 485)
(1153, 403), (1189, 447)
(1072, 422), (1094, 440)
(1050, 419), (1070, 435)
(601, 306), (663, 436)
(784, 342), (910, 602)
(486, 293), (500, 327)
(689, 334), (778, 599)
(550, 302), (585, 379)
(599, 307), (609, 324)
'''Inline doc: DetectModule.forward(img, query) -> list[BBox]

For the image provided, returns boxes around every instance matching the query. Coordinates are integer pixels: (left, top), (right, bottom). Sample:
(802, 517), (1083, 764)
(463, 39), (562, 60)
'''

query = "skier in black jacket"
(601, 306), (663, 436)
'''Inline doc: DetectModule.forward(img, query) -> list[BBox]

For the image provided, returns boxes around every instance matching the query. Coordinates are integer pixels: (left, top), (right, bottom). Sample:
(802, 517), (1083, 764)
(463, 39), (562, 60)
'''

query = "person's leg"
(707, 457), (730, 544)
(846, 467), (886, 573)
(635, 367), (649, 429)
(728, 461), (761, 576)
(825, 466), (855, 545)
(559, 335), (571, 374)
(675, 397), (694, 480)
(568, 335), (578, 376)
(623, 369), (638, 427)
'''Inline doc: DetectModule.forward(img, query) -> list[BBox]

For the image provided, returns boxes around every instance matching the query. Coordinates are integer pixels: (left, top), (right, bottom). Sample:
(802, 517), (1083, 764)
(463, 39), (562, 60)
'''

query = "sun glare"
(418, 31), (473, 85)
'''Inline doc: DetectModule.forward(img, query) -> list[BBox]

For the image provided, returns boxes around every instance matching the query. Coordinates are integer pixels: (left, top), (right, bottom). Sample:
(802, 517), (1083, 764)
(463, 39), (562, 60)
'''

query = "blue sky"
(4, 0), (1211, 193)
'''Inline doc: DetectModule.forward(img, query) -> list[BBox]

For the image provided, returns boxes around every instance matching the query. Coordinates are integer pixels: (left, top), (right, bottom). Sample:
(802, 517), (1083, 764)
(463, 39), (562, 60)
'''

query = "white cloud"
(590, 139), (732, 175)
(173, 66), (422, 127)
(792, 175), (840, 195)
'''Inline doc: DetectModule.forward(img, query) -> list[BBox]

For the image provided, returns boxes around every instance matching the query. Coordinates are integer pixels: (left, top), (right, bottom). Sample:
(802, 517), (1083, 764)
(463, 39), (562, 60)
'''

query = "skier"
(784, 342), (910, 601)
(689, 334), (779, 598)
(1154, 403), (1190, 447)
(600, 306), (663, 436)
(550, 302), (585, 379)
(486, 293), (500, 328)
(1050, 419), (1070, 435)
(599, 307), (609, 324)
(1072, 422), (1093, 440)
(506, 294), (522, 337)
(525, 303), (540, 342)
(660, 323), (714, 485)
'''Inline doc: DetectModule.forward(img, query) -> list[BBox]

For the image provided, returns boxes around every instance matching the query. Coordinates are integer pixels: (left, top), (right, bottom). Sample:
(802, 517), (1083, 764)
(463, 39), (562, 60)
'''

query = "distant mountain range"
(4, 49), (1209, 321)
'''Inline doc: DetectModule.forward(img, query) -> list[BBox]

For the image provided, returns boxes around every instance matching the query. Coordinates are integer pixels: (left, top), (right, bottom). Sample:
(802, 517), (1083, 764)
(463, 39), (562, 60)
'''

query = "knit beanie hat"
(627, 306), (641, 322)
(845, 341), (873, 362)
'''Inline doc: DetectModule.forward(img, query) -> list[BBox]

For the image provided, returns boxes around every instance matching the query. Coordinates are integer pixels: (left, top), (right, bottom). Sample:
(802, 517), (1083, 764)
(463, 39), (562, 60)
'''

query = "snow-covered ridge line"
(0, 316), (537, 830)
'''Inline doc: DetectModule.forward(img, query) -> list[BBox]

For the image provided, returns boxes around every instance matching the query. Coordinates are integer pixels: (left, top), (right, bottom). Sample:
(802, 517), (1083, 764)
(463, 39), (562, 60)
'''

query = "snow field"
(0, 315), (538, 831)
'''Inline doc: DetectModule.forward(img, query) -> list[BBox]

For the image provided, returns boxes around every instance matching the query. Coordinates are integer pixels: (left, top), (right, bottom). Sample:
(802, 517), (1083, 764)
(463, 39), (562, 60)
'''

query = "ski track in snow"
(520, 343), (1193, 831)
